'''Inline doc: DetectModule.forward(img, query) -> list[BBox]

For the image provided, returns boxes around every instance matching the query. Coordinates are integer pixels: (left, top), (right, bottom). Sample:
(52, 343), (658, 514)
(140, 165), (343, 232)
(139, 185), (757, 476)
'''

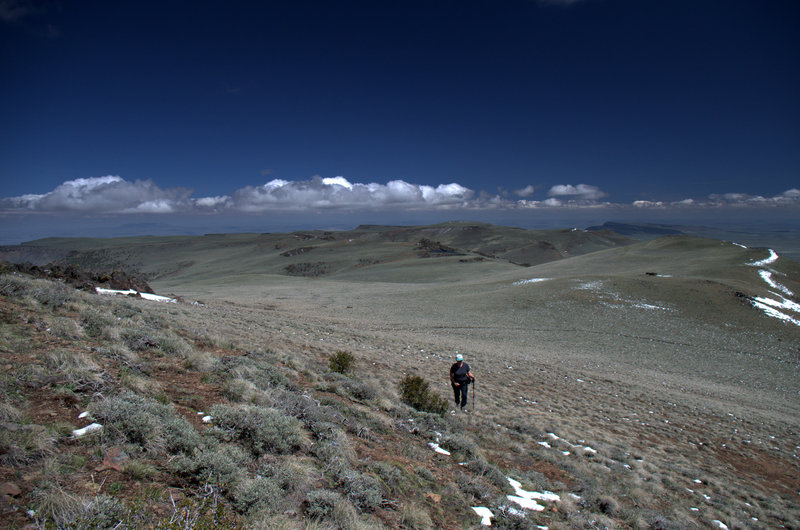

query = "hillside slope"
(0, 222), (634, 285)
(1, 225), (798, 528)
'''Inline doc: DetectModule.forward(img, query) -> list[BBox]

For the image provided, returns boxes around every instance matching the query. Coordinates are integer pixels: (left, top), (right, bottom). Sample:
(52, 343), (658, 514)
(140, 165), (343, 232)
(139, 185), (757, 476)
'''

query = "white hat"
(456, 353), (463, 361)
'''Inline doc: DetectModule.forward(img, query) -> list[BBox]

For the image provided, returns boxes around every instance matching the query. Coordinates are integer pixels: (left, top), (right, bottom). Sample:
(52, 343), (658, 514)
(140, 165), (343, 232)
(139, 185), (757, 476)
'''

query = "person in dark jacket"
(449, 353), (475, 412)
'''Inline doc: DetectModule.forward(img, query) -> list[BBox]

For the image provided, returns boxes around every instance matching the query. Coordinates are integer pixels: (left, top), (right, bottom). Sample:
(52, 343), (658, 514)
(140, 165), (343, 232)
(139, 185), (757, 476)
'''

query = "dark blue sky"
(0, 0), (798, 239)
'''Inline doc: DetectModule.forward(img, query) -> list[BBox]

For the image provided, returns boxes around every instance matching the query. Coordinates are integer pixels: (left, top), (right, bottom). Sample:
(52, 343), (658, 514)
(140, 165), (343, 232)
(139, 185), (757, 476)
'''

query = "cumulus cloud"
(514, 185), (536, 198)
(707, 189), (800, 207)
(231, 176), (473, 212)
(633, 189), (800, 209)
(2, 175), (798, 217)
(548, 184), (608, 201)
(0, 176), (195, 214)
(0, 175), (475, 215)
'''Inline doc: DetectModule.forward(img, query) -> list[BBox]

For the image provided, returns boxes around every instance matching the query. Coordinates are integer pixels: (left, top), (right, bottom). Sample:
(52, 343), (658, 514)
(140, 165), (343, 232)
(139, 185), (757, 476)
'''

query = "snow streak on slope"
(747, 249), (799, 326)
(96, 287), (177, 303)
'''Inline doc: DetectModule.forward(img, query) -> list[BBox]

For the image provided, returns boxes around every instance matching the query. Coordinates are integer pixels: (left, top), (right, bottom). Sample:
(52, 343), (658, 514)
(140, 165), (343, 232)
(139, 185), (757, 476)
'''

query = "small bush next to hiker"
(398, 375), (448, 414)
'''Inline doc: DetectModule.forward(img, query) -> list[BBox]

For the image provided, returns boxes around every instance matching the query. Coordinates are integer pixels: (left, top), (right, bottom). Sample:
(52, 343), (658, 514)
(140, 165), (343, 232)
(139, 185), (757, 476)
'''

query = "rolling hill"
(0, 222), (798, 528)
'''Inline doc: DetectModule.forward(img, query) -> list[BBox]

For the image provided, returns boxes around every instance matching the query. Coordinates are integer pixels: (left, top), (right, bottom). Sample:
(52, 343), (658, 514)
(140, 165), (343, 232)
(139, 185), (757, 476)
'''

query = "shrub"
(196, 443), (249, 489)
(208, 403), (305, 456)
(217, 356), (291, 390)
(398, 375), (448, 414)
(305, 489), (344, 519)
(42, 350), (104, 392)
(440, 432), (482, 459)
(89, 391), (202, 455)
(0, 274), (30, 297)
(183, 349), (215, 371)
(120, 327), (190, 357)
(257, 459), (314, 495)
(221, 378), (269, 405)
(124, 460), (158, 480)
(233, 476), (282, 514)
(328, 350), (355, 374)
(322, 372), (378, 402)
(285, 262), (330, 277)
(33, 281), (75, 308)
(400, 502), (434, 529)
(332, 467), (383, 512)
(0, 423), (56, 465)
(80, 309), (115, 338)
(28, 483), (83, 527)
(77, 494), (128, 527)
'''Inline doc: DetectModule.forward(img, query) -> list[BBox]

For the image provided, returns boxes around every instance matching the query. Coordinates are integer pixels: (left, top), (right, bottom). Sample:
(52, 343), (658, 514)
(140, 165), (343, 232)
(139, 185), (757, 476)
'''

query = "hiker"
(450, 353), (475, 412)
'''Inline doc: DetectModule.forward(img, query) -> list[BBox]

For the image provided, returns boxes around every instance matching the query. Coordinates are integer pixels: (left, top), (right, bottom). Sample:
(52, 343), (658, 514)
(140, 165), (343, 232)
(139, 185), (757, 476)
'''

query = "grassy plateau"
(0, 222), (798, 529)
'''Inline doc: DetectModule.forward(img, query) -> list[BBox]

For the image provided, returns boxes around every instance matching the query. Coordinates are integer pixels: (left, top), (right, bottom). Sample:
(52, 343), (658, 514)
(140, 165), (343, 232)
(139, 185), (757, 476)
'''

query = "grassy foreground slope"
(1, 225), (799, 528)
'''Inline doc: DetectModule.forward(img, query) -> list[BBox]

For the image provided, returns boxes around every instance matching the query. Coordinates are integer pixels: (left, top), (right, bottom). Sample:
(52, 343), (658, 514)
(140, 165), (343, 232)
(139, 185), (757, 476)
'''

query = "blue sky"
(1, 0), (798, 241)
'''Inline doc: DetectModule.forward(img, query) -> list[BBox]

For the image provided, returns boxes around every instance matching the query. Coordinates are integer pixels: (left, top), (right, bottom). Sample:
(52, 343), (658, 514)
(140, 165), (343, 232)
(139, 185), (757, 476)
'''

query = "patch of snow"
(202, 416), (213, 423)
(751, 300), (800, 326)
(428, 442), (451, 456)
(507, 495), (545, 511)
(574, 280), (602, 290)
(757, 270), (793, 296)
(748, 249), (778, 267)
(506, 477), (559, 512)
(502, 505), (526, 518)
(748, 269), (800, 326)
(582, 446), (597, 455)
(538, 441), (551, 448)
(472, 506), (494, 526)
(732, 242), (748, 249)
(712, 520), (729, 530)
(632, 302), (670, 311)
(72, 423), (103, 438)
(78, 411), (90, 419)
(96, 287), (176, 303)
(513, 278), (550, 286)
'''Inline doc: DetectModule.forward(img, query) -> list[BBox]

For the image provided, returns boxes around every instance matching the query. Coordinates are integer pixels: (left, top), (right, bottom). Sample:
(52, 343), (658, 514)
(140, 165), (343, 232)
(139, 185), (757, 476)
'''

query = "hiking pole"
(472, 379), (476, 412)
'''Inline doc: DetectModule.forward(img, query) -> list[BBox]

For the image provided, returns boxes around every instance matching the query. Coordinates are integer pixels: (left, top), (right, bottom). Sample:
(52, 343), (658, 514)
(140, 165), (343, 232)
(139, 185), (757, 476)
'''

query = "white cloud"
(707, 189), (800, 207)
(231, 176), (473, 212)
(2, 175), (798, 217)
(514, 185), (536, 198)
(194, 196), (232, 209)
(632, 189), (800, 209)
(0, 176), (194, 214)
(548, 184), (607, 201)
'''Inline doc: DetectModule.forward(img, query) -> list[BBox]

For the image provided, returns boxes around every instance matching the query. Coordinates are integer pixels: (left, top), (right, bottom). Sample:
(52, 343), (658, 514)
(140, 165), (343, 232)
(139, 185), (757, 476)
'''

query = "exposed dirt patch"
(485, 447), (577, 489)
(712, 444), (800, 496)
